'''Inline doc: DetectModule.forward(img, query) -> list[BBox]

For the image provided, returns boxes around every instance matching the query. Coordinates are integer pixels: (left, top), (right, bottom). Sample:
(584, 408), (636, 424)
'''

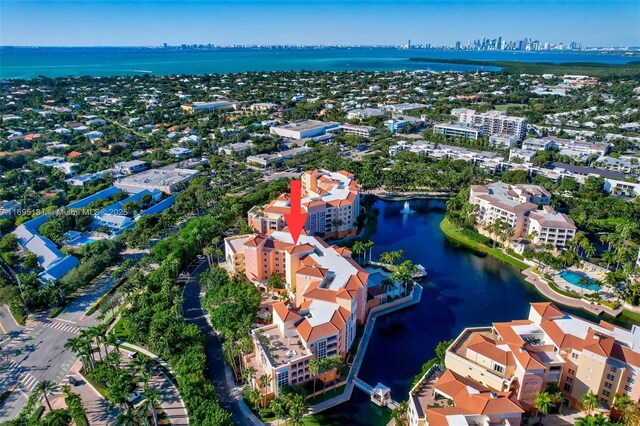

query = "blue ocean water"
(1, 47), (637, 79)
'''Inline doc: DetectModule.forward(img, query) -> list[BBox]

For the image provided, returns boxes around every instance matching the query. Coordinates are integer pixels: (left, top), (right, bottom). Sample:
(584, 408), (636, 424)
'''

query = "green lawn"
(439, 217), (529, 271)
(620, 309), (640, 324)
(495, 103), (528, 111)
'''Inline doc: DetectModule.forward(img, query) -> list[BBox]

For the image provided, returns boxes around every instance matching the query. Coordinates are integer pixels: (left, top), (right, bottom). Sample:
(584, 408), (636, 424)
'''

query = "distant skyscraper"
(408, 39), (411, 49)
(455, 41), (461, 50)
(497, 36), (502, 50)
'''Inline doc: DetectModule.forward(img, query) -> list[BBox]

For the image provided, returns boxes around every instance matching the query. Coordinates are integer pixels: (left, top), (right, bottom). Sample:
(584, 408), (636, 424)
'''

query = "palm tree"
(271, 398), (285, 426)
(34, 380), (58, 411)
(142, 387), (161, 426)
(309, 358), (320, 397)
(248, 388), (261, 412)
(114, 410), (138, 426)
(582, 390), (598, 416)
(285, 393), (307, 426)
(351, 241), (365, 264)
(381, 278), (395, 293)
(203, 245), (217, 269)
(391, 401), (409, 426)
(534, 391), (554, 425)
(610, 392), (632, 422)
(575, 414), (620, 426)
(41, 409), (71, 426)
(259, 374), (271, 408)
(65, 337), (90, 371)
(243, 366), (256, 389)
(363, 240), (374, 264)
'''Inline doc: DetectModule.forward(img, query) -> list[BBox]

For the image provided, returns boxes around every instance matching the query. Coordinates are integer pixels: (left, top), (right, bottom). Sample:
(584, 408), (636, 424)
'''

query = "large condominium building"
(180, 100), (241, 113)
(433, 122), (482, 140)
(469, 182), (576, 248)
(224, 231), (368, 399)
(409, 368), (524, 426)
(269, 120), (340, 140)
(444, 302), (640, 411)
(451, 108), (528, 141)
(248, 169), (360, 239)
(523, 137), (610, 158)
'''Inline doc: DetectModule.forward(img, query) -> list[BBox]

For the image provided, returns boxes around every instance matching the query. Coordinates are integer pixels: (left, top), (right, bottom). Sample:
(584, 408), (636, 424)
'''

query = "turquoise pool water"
(75, 236), (96, 245)
(559, 271), (601, 291)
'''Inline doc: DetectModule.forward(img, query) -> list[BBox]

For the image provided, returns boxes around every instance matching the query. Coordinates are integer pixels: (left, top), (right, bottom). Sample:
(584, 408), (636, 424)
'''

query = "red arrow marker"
(284, 180), (308, 244)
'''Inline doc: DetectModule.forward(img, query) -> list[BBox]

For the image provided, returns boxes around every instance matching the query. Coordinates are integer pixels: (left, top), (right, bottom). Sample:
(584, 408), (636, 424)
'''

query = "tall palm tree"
(364, 240), (374, 264)
(582, 390), (598, 416)
(142, 387), (161, 426)
(285, 393), (307, 426)
(259, 374), (271, 408)
(610, 392), (632, 422)
(65, 337), (89, 371)
(534, 392), (554, 425)
(242, 366), (256, 389)
(309, 359), (320, 397)
(34, 380), (58, 411)
(271, 398), (285, 426)
(351, 241), (365, 264)
(114, 410), (138, 426)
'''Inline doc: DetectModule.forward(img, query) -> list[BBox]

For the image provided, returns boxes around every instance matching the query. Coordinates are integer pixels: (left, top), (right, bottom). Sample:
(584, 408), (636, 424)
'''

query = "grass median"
(439, 217), (529, 271)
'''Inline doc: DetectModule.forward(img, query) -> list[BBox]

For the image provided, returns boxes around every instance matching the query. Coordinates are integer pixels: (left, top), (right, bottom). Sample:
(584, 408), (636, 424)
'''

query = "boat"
(412, 264), (427, 279)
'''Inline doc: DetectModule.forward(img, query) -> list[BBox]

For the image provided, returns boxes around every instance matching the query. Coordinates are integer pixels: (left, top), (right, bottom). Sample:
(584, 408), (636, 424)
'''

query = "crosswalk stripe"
(42, 321), (80, 335)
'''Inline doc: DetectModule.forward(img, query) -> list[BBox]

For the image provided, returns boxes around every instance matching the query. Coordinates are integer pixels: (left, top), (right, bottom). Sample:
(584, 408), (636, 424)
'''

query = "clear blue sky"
(1, 0), (639, 47)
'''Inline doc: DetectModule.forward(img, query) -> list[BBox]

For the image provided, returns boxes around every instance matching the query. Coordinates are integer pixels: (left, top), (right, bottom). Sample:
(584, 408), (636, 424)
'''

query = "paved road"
(181, 259), (253, 426)
(0, 268), (126, 420)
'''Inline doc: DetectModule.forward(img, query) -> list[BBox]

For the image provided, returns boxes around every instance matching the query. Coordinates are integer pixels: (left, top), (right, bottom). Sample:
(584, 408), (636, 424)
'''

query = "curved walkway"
(522, 268), (622, 317)
(119, 343), (189, 425)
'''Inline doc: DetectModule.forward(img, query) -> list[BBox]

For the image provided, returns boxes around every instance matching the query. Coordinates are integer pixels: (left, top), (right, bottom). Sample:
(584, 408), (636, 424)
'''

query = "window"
(563, 383), (571, 392)
(602, 390), (611, 397)
(571, 353), (579, 360)
(605, 382), (613, 389)
(625, 385), (633, 392)
(607, 374), (615, 381)
(566, 377), (573, 383)
(627, 377), (636, 384)
(493, 364), (504, 374)
(276, 371), (288, 389)
(611, 366), (618, 373)
(317, 340), (327, 360)
(568, 369), (576, 376)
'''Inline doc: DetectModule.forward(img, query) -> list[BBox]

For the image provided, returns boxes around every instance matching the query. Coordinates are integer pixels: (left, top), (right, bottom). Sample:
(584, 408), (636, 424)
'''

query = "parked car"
(128, 351), (138, 359)
(67, 376), (77, 386)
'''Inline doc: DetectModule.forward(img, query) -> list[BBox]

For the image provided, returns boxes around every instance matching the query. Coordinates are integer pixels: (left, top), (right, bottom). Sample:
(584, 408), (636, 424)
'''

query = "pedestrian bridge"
(353, 377), (400, 410)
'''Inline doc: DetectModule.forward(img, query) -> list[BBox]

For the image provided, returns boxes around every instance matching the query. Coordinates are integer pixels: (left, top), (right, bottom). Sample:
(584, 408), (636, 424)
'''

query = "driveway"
(181, 259), (254, 426)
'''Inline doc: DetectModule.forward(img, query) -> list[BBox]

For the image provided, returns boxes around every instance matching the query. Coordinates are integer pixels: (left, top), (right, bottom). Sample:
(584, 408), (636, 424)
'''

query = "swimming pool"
(74, 236), (97, 245)
(559, 271), (601, 291)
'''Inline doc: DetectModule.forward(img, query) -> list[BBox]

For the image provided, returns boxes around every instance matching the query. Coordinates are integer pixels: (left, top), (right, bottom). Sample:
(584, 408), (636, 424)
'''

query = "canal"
(316, 198), (600, 425)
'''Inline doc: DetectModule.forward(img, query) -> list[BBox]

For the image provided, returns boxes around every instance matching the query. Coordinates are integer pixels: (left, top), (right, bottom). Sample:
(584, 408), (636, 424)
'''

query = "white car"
(127, 392), (141, 403)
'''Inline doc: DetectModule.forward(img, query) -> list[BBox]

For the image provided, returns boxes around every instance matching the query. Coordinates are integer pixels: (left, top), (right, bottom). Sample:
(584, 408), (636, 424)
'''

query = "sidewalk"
(119, 342), (190, 425)
(70, 360), (118, 426)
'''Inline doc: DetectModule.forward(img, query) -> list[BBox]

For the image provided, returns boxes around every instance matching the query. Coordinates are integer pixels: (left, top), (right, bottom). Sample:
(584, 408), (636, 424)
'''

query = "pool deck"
(555, 272), (600, 294)
(522, 268), (622, 317)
